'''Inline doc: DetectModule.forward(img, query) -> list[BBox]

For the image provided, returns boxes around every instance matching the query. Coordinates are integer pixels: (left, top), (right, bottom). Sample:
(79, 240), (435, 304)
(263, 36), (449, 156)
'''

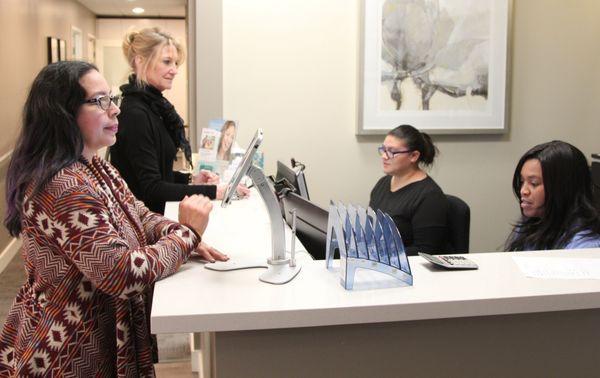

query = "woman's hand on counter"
(194, 242), (229, 263)
(216, 183), (251, 200)
(193, 169), (220, 185)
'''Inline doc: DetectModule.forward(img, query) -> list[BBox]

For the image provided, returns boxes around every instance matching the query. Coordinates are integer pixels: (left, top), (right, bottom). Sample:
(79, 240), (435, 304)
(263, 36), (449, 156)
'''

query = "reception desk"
(153, 193), (600, 377)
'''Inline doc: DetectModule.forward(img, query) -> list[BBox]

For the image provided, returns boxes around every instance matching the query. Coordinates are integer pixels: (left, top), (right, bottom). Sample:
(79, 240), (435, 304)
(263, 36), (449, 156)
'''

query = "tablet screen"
(221, 129), (263, 207)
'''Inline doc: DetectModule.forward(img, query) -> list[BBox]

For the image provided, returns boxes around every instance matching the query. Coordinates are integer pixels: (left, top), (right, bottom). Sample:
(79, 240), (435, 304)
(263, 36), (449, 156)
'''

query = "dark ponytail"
(388, 124), (438, 166)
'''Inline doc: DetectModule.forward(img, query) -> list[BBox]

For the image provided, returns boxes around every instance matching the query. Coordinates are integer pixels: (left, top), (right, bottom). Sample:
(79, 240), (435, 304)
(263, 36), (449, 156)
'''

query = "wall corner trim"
(0, 237), (21, 275)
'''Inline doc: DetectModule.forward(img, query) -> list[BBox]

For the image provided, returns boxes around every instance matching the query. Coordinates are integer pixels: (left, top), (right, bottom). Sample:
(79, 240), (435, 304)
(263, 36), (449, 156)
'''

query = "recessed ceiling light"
(132, 7), (145, 14)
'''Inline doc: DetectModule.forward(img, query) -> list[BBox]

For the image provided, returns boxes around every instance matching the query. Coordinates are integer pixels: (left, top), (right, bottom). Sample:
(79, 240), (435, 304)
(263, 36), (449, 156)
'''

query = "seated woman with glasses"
(505, 141), (600, 251)
(369, 124), (449, 255)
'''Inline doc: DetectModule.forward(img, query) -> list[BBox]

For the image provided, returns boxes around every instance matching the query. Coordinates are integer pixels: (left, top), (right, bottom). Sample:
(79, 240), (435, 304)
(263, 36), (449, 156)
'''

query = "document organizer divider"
(325, 202), (413, 290)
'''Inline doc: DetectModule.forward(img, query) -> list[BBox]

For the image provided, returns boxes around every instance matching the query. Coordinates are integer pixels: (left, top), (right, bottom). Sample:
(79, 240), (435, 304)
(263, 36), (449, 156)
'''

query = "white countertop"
(152, 193), (600, 333)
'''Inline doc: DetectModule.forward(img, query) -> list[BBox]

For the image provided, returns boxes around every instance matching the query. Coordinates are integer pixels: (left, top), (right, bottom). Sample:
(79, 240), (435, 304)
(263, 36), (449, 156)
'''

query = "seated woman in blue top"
(505, 140), (600, 251)
(369, 124), (448, 256)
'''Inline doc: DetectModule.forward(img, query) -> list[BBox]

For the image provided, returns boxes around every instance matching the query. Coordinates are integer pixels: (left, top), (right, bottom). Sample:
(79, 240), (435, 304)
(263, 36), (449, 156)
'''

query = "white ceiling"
(76, 0), (187, 18)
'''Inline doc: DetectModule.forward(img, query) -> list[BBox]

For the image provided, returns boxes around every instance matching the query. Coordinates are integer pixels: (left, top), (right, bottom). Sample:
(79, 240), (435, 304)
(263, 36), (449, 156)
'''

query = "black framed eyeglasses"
(84, 94), (122, 111)
(377, 145), (412, 159)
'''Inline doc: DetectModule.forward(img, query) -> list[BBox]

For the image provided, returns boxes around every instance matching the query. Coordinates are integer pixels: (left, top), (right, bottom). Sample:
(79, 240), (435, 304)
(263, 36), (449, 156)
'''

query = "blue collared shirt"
(564, 230), (600, 249)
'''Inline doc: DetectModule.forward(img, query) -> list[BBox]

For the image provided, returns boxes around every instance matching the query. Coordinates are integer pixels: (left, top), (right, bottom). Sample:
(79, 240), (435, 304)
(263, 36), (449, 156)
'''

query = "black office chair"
(591, 160), (600, 209)
(446, 194), (470, 253)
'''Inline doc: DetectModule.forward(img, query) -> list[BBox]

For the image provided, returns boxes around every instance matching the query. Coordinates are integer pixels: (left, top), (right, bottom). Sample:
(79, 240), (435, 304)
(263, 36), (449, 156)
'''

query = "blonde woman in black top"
(369, 125), (449, 255)
(110, 26), (237, 363)
(110, 27), (248, 217)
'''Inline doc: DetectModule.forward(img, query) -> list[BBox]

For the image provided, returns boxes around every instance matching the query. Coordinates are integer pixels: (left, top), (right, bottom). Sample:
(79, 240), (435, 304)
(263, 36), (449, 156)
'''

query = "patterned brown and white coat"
(0, 157), (199, 377)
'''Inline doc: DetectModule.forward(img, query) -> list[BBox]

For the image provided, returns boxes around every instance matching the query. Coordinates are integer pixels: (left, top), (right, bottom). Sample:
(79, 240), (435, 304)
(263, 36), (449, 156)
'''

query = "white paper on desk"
(164, 202), (179, 222)
(512, 256), (600, 280)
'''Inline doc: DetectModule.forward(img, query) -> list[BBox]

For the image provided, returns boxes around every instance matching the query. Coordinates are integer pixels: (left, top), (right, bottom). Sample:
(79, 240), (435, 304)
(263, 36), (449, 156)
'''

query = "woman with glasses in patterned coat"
(0, 61), (212, 377)
(369, 124), (449, 256)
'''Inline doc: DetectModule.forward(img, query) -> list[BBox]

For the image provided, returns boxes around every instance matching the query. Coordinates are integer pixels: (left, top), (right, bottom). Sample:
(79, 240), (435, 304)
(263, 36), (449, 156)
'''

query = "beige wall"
(0, 0), (96, 254)
(216, 0), (600, 253)
(0, 0), (96, 157)
(191, 0), (224, 149)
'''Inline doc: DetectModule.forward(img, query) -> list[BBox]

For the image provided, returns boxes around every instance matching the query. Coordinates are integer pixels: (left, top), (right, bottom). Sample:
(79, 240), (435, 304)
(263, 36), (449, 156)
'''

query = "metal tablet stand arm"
(248, 165), (301, 284)
(205, 165), (301, 284)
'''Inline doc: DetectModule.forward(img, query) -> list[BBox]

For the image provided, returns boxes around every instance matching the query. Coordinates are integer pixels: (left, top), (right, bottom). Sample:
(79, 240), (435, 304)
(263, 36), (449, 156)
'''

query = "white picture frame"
(358, 0), (513, 135)
(58, 39), (67, 61)
(87, 33), (96, 63)
(47, 37), (59, 64)
(71, 26), (83, 60)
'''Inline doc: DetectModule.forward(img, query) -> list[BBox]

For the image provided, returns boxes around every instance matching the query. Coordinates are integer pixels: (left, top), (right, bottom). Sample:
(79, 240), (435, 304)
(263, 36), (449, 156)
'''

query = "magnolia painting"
(381, 0), (490, 111)
(359, 0), (510, 134)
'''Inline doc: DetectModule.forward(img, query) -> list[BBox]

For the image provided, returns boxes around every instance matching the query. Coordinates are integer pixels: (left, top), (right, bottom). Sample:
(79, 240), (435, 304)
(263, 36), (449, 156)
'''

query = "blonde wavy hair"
(122, 27), (185, 87)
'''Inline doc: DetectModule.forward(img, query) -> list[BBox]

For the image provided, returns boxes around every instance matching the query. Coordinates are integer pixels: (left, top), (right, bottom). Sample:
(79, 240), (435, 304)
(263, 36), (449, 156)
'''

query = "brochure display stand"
(325, 202), (413, 290)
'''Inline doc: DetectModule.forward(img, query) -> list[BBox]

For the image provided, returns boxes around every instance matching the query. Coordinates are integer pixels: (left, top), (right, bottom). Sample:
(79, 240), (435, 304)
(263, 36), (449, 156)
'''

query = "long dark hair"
(388, 124), (438, 166)
(5, 61), (97, 236)
(505, 140), (600, 251)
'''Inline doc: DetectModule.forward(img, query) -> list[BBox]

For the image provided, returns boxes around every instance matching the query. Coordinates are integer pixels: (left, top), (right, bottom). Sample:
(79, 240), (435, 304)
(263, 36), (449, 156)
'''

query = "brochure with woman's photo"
(213, 119), (237, 162)
(198, 119), (238, 174)
(198, 127), (220, 163)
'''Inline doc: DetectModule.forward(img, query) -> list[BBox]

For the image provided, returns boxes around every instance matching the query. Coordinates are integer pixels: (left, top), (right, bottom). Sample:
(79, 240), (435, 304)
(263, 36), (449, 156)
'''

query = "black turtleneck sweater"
(110, 80), (216, 214)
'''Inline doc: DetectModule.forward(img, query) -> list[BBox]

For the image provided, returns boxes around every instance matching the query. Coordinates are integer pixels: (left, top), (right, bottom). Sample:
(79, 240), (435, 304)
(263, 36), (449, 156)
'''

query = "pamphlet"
(512, 256), (600, 280)
(198, 119), (239, 174)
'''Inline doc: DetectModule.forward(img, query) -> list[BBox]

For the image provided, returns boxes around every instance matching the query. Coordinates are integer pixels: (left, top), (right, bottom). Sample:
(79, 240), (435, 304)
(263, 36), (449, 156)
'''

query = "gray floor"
(0, 251), (192, 376)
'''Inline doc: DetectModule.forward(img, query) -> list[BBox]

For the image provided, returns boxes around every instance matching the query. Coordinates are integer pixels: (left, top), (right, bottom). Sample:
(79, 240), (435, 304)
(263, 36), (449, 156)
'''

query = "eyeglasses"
(377, 145), (412, 159)
(84, 94), (122, 111)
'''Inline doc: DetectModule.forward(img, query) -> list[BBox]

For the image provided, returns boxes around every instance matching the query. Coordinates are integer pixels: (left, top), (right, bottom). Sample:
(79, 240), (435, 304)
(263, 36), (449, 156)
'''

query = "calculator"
(418, 253), (478, 270)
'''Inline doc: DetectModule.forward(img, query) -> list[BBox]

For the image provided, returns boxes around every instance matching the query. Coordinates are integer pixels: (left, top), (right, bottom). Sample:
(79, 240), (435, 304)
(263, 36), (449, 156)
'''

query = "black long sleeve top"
(110, 87), (216, 214)
(369, 175), (448, 256)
